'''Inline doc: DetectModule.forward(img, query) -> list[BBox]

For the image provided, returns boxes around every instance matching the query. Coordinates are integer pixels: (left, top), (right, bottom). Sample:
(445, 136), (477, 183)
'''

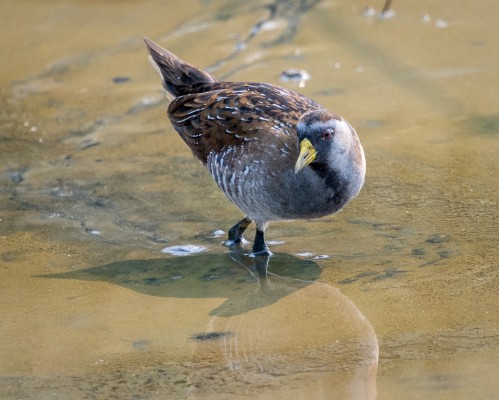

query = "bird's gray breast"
(206, 143), (343, 221)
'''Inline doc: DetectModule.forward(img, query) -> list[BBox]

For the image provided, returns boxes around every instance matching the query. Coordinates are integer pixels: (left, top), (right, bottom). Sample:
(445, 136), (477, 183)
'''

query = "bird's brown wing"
(167, 82), (321, 164)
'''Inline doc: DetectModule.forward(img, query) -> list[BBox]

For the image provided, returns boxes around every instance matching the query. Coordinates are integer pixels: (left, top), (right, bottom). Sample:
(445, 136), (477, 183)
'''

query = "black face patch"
(309, 162), (348, 206)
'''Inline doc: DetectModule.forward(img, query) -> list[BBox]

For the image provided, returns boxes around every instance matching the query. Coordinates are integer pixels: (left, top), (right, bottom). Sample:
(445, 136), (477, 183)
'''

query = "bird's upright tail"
(144, 37), (217, 97)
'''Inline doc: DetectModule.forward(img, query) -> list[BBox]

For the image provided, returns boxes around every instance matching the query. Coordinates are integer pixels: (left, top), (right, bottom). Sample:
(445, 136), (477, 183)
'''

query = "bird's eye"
(322, 128), (334, 140)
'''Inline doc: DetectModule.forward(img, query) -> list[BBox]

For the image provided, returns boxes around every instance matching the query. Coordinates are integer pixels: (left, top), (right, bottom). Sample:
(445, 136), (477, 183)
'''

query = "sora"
(144, 38), (366, 255)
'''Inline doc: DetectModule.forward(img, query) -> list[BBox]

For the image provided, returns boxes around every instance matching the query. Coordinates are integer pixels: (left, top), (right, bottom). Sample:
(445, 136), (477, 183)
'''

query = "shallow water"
(1, 0), (498, 399)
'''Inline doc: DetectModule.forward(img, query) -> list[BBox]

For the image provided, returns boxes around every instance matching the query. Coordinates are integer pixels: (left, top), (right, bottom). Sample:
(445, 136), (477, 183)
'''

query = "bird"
(144, 38), (366, 256)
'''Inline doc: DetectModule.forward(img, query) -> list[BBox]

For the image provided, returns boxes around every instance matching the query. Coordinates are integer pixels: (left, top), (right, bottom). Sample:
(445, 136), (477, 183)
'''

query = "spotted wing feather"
(168, 82), (322, 164)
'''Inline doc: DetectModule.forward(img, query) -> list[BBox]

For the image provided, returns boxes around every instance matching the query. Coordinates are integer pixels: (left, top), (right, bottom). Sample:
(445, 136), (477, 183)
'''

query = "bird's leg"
(252, 221), (272, 256)
(228, 216), (252, 243)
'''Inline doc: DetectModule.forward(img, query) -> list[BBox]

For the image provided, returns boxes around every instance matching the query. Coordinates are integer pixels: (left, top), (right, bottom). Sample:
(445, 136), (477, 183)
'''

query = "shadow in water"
(41, 251), (320, 317)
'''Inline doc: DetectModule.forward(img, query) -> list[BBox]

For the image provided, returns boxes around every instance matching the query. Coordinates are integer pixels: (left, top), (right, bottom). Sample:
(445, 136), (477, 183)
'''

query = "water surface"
(1, 0), (498, 399)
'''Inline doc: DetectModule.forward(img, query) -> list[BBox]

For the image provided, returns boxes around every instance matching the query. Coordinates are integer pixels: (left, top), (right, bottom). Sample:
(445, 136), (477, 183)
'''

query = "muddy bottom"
(1, 0), (498, 399)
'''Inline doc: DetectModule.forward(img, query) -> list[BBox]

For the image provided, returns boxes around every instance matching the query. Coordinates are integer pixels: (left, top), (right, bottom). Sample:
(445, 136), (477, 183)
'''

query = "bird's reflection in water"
(42, 250), (378, 399)
(188, 252), (378, 400)
(42, 250), (320, 317)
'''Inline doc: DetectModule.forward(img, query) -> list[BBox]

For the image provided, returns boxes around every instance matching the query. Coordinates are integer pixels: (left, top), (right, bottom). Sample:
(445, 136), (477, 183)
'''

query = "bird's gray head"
(294, 110), (366, 192)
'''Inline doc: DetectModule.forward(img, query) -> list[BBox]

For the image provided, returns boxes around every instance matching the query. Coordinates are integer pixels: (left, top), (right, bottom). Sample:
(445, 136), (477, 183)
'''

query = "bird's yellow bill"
(294, 138), (317, 174)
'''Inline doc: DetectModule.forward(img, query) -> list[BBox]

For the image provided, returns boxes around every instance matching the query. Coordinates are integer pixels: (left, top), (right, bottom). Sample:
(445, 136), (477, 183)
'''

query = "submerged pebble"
(80, 139), (100, 150)
(437, 249), (454, 258)
(161, 244), (207, 256)
(112, 76), (130, 84)
(280, 68), (310, 82)
(280, 69), (310, 88)
(425, 234), (451, 244)
(191, 332), (231, 341)
(10, 169), (26, 184)
(131, 340), (150, 350)
(412, 248), (426, 257)
(146, 235), (168, 244)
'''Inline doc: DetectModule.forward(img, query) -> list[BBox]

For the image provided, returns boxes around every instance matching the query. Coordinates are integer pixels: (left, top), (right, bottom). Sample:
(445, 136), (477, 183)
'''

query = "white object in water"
(161, 244), (207, 256)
